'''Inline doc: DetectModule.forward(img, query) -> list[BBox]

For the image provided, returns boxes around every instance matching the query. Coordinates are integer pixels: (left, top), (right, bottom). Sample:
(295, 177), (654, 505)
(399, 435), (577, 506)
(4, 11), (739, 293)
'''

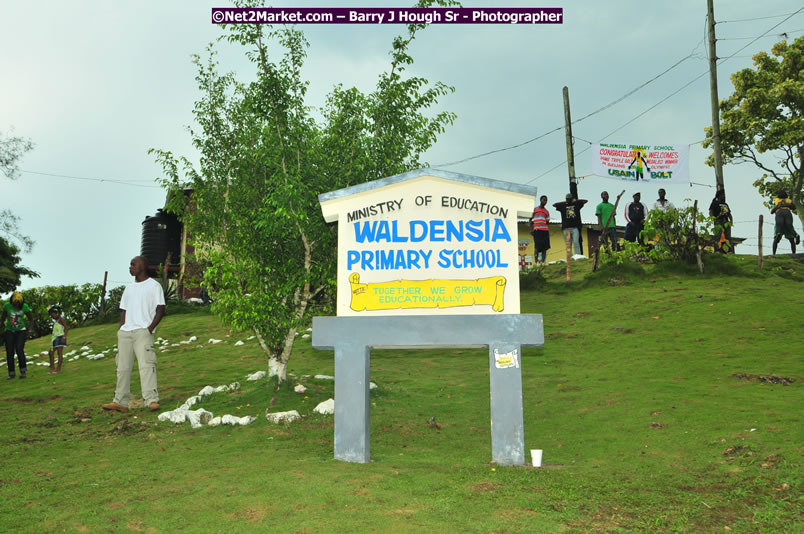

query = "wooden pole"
(563, 86), (578, 200)
(565, 229), (572, 283)
(758, 215), (764, 269)
(707, 0), (725, 194)
(692, 200), (704, 273)
(100, 271), (108, 314)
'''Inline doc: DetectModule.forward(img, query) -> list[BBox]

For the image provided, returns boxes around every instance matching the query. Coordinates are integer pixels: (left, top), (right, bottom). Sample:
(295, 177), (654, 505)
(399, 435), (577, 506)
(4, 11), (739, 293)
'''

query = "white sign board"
(591, 142), (690, 184)
(319, 170), (537, 317)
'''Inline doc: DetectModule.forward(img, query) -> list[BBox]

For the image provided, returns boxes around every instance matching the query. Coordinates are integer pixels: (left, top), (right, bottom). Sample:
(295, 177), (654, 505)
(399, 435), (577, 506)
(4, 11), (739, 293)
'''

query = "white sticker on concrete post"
(494, 348), (519, 369)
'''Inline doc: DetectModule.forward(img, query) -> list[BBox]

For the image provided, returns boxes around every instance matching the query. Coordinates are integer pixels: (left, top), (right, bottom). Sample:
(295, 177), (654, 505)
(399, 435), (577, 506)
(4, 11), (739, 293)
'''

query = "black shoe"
(796, 235), (800, 245)
(19, 370), (26, 379)
(7, 374), (15, 380)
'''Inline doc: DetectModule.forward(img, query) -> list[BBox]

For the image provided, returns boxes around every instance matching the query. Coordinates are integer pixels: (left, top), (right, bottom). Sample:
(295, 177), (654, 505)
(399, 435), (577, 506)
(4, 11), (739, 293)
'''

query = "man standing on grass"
(553, 193), (588, 255)
(624, 192), (647, 244)
(102, 256), (165, 413)
(595, 191), (618, 252)
(530, 195), (550, 264)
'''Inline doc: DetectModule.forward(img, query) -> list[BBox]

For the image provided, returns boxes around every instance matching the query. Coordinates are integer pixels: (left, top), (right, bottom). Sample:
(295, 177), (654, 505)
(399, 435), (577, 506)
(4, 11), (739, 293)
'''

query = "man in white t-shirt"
(652, 189), (675, 212)
(102, 256), (165, 413)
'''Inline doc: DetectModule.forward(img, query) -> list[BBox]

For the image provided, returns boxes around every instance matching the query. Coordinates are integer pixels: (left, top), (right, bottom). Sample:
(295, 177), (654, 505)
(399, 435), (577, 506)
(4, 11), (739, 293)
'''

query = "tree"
(152, 0), (457, 382)
(0, 236), (39, 294)
(0, 129), (35, 252)
(704, 36), (804, 229)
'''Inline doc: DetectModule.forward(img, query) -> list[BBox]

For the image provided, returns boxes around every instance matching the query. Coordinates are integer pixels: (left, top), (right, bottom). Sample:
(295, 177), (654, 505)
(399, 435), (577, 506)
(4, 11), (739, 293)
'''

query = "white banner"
(592, 143), (690, 184)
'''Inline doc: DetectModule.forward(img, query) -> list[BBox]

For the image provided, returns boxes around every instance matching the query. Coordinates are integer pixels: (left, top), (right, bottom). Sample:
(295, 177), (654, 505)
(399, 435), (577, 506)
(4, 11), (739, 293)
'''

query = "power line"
(22, 170), (162, 188)
(718, 28), (804, 41)
(718, 12), (799, 24)
(528, 8), (804, 183)
(718, 8), (804, 61)
(434, 127), (562, 167)
(434, 47), (702, 168)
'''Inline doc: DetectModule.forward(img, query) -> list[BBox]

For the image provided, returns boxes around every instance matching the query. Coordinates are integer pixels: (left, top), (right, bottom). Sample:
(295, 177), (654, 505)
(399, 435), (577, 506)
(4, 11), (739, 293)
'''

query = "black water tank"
(141, 209), (181, 265)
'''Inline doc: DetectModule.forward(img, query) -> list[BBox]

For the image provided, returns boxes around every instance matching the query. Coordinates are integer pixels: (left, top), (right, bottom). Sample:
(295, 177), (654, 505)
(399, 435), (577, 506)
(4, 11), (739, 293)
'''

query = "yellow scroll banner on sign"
(349, 273), (506, 313)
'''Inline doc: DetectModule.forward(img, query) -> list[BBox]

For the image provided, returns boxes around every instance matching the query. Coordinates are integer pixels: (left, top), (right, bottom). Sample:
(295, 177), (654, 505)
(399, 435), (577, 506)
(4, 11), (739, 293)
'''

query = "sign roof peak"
(318, 168), (538, 204)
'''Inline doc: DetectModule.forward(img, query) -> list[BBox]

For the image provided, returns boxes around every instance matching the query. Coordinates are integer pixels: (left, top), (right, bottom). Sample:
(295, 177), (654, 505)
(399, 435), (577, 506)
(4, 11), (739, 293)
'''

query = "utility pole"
(563, 86), (578, 199)
(100, 271), (108, 314)
(707, 0), (725, 194)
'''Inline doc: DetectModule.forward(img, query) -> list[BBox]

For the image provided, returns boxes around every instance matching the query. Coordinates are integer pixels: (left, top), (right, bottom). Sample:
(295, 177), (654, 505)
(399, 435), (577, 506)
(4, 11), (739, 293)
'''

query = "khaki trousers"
(114, 328), (158, 406)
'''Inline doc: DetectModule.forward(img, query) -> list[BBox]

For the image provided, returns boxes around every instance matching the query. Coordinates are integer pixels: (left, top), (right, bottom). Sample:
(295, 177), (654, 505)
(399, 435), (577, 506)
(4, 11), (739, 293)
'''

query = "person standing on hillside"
(595, 191), (618, 252)
(653, 189), (675, 212)
(530, 195), (551, 264)
(2, 292), (34, 379)
(771, 190), (799, 255)
(47, 305), (69, 374)
(102, 256), (165, 413)
(709, 189), (733, 253)
(624, 192), (647, 244)
(553, 193), (588, 255)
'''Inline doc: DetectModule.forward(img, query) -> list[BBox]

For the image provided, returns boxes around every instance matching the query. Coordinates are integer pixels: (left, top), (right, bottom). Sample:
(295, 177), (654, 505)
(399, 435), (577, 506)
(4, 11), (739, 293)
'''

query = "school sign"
(319, 169), (531, 316)
(314, 169), (545, 465)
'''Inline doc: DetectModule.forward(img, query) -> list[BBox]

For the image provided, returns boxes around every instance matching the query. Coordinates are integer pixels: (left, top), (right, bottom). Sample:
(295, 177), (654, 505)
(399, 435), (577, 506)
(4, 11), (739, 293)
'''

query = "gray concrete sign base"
(313, 314), (544, 465)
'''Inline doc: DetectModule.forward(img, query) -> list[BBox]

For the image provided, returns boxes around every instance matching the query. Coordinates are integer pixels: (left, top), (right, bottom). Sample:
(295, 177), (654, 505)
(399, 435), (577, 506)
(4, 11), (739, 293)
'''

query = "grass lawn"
(0, 255), (801, 533)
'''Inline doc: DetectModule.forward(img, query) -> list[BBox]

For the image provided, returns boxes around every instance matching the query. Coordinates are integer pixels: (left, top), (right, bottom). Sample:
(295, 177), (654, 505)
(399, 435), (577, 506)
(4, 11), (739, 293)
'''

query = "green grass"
(1, 255), (801, 532)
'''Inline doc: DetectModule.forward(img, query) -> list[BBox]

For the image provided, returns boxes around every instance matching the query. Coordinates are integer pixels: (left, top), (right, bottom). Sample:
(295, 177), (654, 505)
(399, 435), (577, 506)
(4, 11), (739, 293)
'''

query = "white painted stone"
(180, 395), (201, 410)
(186, 409), (214, 429)
(246, 371), (266, 381)
(234, 340), (244, 346)
(265, 410), (301, 424)
(198, 386), (217, 397)
(314, 399), (335, 415)
(247, 335), (255, 340)
(369, 382), (378, 390)
(306, 327), (312, 332)
(301, 334), (310, 339)
(208, 416), (222, 427)
(188, 336), (198, 342)
(571, 254), (588, 261)
(80, 345), (90, 351)
(294, 384), (307, 394)
(208, 338), (222, 344)
(314, 374), (334, 380)
(158, 409), (188, 424)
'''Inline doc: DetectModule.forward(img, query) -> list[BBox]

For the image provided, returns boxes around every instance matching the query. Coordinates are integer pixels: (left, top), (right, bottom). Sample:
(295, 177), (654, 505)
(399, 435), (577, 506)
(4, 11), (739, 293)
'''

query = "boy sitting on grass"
(48, 305), (68, 374)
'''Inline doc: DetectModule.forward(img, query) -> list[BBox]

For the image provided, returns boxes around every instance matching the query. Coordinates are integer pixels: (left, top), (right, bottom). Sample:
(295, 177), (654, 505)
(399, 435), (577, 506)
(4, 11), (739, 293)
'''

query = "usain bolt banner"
(349, 273), (507, 312)
(591, 143), (690, 184)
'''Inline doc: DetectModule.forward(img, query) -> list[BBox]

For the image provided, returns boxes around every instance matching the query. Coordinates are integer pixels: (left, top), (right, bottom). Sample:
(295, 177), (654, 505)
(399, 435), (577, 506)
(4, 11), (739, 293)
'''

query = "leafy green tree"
(0, 236), (39, 294)
(705, 36), (804, 229)
(0, 129), (35, 252)
(152, 1), (457, 382)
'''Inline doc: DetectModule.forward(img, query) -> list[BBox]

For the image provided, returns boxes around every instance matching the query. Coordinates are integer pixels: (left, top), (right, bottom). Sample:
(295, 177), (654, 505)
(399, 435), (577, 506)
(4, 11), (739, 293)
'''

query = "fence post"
(758, 215), (763, 270)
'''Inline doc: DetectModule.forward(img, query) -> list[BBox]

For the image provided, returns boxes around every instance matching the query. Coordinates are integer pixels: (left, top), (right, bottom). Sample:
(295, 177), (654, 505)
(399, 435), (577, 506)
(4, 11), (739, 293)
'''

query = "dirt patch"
(108, 502), (125, 510)
(761, 453), (781, 469)
(650, 410), (662, 416)
(734, 374), (795, 385)
(467, 482), (501, 493)
(107, 419), (151, 436)
(4, 397), (35, 404)
(231, 507), (269, 524)
(722, 445), (752, 457)
(650, 422), (665, 429)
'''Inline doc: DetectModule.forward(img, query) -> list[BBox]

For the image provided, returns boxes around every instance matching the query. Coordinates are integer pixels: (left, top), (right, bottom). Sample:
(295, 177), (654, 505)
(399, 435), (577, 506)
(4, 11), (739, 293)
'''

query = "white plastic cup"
(531, 449), (543, 467)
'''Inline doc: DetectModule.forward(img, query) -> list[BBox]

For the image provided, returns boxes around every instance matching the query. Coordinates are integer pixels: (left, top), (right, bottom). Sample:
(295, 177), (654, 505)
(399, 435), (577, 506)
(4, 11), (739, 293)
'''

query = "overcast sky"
(1, 0), (802, 294)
